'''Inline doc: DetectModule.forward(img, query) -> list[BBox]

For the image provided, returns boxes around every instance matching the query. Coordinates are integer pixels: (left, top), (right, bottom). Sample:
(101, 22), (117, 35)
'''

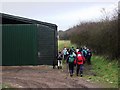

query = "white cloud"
(1, 1), (118, 31)
(1, 0), (119, 2)
(49, 3), (117, 30)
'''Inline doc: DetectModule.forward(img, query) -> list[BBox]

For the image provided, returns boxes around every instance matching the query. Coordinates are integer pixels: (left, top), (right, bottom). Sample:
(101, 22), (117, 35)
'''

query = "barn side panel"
(0, 24), (2, 66)
(2, 24), (37, 66)
(53, 26), (58, 66)
(37, 25), (55, 65)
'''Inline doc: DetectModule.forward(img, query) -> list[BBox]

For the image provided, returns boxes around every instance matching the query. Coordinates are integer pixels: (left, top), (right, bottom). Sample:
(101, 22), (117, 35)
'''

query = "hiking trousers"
(58, 60), (62, 67)
(64, 55), (67, 60)
(87, 56), (91, 65)
(69, 62), (74, 75)
(76, 64), (83, 75)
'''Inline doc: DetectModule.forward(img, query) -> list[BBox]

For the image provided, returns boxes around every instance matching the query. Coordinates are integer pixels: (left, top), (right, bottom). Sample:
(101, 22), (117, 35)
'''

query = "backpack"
(77, 54), (83, 62)
(58, 54), (62, 60)
(76, 53), (85, 64)
(63, 50), (67, 55)
(82, 50), (87, 57)
(87, 51), (92, 56)
(68, 54), (75, 63)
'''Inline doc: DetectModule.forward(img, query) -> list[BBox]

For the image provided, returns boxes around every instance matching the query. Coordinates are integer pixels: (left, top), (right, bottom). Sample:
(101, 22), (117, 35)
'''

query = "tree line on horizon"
(58, 9), (119, 60)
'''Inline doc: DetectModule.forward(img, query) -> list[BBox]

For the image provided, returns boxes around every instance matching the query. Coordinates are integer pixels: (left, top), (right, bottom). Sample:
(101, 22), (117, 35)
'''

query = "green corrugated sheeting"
(0, 24), (2, 65)
(2, 24), (57, 66)
(37, 25), (55, 65)
(2, 24), (37, 65)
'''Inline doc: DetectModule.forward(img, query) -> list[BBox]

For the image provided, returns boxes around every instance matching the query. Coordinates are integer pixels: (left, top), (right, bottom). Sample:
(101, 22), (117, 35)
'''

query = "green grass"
(0, 84), (1, 89)
(58, 40), (118, 88)
(58, 40), (77, 51)
(0, 83), (12, 89)
(84, 56), (118, 88)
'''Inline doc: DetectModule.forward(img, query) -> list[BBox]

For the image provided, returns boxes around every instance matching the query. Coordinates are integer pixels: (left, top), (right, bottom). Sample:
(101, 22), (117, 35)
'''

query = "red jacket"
(76, 52), (85, 65)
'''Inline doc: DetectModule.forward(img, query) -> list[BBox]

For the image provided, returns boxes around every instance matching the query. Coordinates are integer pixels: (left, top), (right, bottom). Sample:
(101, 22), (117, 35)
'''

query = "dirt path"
(2, 65), (105, 88)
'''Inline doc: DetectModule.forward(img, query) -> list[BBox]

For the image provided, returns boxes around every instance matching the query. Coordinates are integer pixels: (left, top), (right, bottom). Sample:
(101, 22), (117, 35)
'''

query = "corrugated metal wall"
(2, 24), (37, 65)
(54, 27), (58, 65)
(0, 24), (2, 66)
(37, 25), (55, 65)
(2, 24), (57, 66)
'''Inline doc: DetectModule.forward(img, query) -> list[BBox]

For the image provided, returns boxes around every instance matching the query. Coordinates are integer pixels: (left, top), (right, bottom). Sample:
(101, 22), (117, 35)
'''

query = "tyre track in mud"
(38, 71), (88, 88)
(3, 75), (87, 88)
(3, 77), (50, 88)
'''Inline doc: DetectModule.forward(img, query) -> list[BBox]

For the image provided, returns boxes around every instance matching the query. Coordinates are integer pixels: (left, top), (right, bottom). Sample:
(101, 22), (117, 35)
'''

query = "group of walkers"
(57, 46), (92, 77)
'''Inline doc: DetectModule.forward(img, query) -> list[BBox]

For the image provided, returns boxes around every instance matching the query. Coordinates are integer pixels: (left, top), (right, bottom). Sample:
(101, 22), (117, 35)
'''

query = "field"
(58, 40), (77, 50)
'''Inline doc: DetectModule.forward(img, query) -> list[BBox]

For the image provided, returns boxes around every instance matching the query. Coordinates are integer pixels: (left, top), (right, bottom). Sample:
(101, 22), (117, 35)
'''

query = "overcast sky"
(0, 0), (119, 31)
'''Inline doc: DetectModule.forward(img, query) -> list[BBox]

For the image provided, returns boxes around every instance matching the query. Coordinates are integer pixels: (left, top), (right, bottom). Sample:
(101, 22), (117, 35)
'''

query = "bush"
(64, 9), (119, 60)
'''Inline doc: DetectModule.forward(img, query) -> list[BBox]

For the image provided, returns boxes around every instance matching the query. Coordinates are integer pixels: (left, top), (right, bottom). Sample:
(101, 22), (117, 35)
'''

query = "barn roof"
(0, 13), (57, 29)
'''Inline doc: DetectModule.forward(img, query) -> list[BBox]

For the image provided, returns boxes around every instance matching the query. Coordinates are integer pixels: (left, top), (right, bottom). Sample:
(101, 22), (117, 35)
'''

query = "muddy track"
(3, 77), (50, 88)
(2, 66), (103, 88)
(3, 75), (87, 88)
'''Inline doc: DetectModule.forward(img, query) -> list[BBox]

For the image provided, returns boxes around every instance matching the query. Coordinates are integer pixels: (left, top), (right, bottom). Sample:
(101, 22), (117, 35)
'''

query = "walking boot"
(80, 71), (83, 77)
(70, 74), (73, 77)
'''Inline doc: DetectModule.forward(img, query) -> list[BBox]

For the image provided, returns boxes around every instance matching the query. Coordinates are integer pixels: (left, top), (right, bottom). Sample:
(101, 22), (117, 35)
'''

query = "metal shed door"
(37, 25), (55, 65)
(2, 24), (37, 66)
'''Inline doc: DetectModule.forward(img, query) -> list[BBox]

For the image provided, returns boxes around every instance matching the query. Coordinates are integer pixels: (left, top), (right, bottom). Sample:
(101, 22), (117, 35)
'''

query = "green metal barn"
(1, 13), (58, 66)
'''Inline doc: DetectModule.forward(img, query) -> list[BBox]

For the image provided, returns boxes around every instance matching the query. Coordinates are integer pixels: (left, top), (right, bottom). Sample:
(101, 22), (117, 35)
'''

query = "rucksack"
(87, 51), (92, 56)
(82, 50), (87, 57)
(63, 50), (67, 55)
(77, 54), (83, 62)
(68, 54), (75, 63)
(58, 54), (62, 60)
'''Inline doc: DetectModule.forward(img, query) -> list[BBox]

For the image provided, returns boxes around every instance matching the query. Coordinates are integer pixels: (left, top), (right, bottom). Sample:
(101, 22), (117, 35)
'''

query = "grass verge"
(0, 83), (12, 89)
(58, 40), (118, 88)
(84, 56), (118, 88)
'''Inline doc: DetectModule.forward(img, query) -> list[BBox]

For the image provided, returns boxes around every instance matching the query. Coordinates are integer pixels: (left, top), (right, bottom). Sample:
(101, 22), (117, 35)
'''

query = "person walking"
(76, 47), (79, 53)
(71, 46), (75, 52)
(81, 47), (87, 60)
(57, 51), (63, 69)
(68, 50), (76, 77)
(76, 50), (85, 77)
(86, 49), (92, 65)
(62, 47), (67, 61)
